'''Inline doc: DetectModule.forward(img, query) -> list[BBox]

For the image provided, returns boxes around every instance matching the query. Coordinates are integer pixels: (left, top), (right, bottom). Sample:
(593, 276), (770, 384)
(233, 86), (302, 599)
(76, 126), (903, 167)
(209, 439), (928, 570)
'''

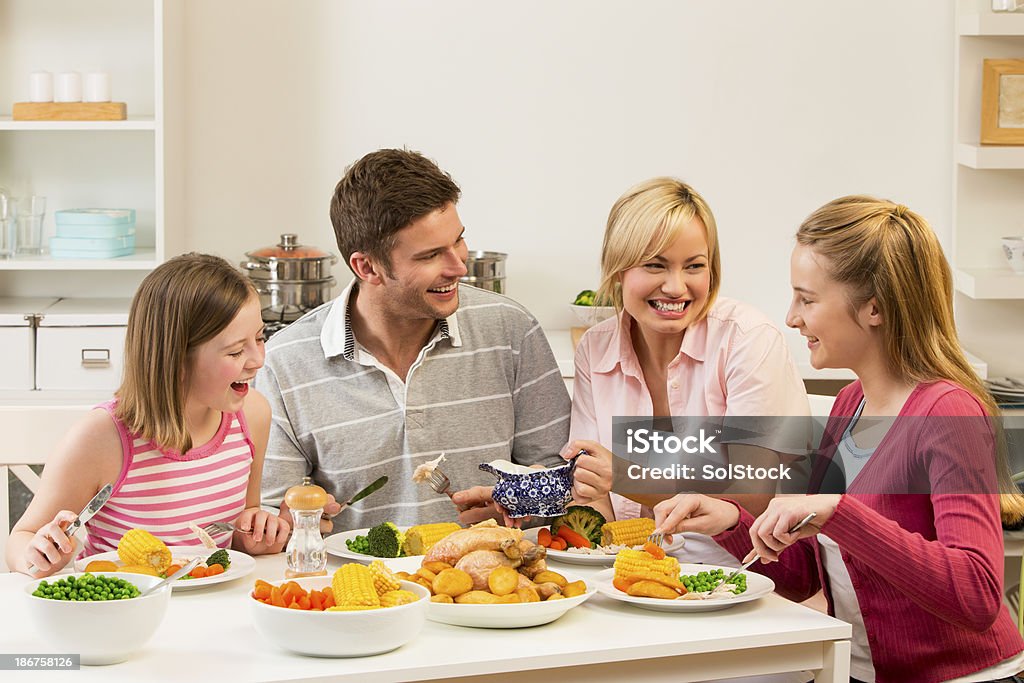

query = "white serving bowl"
(23, 571), (172, 665)
(569, 304), (616, 328)
(249, 576), (429, 657)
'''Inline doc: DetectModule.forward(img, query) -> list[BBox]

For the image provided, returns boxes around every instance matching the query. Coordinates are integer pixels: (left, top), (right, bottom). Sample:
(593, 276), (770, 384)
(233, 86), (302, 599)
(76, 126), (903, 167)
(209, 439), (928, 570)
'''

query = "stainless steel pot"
(253, 279), (335, 324)
(242, 233), (338, 281)
(461, 250), (507, 294)
(241, 234), (338, 323)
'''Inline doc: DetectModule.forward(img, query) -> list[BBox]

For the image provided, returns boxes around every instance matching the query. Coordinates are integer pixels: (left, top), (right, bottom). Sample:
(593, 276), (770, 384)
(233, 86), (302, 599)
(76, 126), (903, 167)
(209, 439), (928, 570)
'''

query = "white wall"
(181, 0), (954, 336)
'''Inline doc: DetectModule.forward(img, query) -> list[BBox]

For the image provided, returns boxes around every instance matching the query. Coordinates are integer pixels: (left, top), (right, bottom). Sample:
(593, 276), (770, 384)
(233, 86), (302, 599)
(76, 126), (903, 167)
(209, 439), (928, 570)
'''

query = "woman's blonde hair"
(115, 253), (257, 454)
(598, 177), (721, 322)
(796, 195), (1024, 523)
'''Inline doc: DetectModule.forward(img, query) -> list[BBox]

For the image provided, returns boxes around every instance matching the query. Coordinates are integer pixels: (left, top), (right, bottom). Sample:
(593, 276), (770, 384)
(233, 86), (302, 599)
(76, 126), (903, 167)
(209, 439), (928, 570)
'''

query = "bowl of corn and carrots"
(249, 562), (429, 657)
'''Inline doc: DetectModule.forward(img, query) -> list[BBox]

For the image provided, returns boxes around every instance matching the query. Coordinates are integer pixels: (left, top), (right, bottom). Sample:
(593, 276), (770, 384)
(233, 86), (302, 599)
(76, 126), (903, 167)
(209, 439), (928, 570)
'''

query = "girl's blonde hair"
(797, 195), (1024, 524)
(115, 253), (257, 454)
(598, 177), (721, 322)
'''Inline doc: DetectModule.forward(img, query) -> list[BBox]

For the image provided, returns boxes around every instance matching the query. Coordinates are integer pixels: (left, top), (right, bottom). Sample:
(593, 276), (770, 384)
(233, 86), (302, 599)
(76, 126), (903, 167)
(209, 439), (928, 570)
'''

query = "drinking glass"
(16, 195), (46, 255)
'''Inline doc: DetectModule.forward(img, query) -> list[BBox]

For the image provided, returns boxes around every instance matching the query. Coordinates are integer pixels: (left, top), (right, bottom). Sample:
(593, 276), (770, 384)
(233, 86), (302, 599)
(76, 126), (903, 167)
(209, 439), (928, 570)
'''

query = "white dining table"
(1, 553), (851, 683)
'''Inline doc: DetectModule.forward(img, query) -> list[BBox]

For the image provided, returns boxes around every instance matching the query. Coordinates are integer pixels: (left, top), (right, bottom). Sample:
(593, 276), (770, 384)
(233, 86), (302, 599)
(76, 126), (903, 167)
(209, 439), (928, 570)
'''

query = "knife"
(28, 483), (113, 575)
(333, 476), (388, 515)
(718, 512), (817, 588)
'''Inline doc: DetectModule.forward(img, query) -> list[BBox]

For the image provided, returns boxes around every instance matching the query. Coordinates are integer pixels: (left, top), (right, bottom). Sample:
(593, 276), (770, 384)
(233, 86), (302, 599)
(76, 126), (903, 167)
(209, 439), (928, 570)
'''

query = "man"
(257, 149), (584, 530)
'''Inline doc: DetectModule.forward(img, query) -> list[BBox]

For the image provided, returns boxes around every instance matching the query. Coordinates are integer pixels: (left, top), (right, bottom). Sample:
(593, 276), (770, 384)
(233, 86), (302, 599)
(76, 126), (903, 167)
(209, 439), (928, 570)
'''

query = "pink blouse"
(569, 297), (809, 520)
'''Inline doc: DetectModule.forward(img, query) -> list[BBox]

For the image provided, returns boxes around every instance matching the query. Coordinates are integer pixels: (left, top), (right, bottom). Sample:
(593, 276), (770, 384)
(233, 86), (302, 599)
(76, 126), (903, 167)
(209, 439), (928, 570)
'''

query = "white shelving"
(953, 0), (1024, 378)
(955, 142), (1024, 169)
(0, 117), (157, 132)
(0, 0), (181, 284)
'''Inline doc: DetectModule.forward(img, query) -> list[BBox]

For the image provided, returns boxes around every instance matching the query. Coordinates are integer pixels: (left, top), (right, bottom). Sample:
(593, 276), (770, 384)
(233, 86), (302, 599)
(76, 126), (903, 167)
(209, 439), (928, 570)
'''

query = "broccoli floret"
(573, 289), (597, 306)
(366, 522), (405, 558)
(551, 506), (607, 547)
(206, 549), (231, 569)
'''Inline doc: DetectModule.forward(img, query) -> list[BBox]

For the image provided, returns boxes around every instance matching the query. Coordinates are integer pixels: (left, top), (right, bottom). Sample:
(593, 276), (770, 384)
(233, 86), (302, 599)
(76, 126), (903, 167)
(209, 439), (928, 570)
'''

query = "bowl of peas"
(23, 571), (172, 665)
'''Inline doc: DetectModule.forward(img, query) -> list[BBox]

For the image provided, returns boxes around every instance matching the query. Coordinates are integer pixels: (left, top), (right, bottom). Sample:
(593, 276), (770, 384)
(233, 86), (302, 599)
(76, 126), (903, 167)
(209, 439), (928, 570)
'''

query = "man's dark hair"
(330, 148), (461, 276)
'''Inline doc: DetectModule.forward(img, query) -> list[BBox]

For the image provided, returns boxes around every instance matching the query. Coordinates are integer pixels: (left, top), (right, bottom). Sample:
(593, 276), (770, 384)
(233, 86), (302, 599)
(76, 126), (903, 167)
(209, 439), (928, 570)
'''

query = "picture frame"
(981, 58), (1024, 145)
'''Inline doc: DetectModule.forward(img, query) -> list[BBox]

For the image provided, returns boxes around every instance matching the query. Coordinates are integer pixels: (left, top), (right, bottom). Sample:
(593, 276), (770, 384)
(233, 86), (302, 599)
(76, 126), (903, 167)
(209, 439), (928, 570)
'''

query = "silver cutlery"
(28, 483), (113, 575)
(139, 557), (202, 597)
(718, 512), (817, 588)
(200, 521), (253, 536)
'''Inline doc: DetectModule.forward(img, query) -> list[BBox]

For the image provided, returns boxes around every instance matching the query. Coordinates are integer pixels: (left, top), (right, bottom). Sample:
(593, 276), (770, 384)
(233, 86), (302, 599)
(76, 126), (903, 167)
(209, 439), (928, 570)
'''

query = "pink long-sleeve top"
(713, 380), (1024, 683)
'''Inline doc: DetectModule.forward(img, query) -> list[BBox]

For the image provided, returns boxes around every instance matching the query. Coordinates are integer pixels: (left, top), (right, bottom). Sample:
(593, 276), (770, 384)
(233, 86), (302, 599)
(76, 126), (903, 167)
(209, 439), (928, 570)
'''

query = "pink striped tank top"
(83, 400), (254, 554)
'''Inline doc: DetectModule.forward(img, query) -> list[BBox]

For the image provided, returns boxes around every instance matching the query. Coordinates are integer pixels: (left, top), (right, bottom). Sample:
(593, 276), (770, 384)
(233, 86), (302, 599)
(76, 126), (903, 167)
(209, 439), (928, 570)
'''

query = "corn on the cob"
(601, 518), (655, 547)
(368, 560), (401, 595)
(402, 522), (461, 555)
(331, 563), (381, 608)
(117, 529), (172, 574)
(613, 548), (680, 582)
(379, 589), (419, 607)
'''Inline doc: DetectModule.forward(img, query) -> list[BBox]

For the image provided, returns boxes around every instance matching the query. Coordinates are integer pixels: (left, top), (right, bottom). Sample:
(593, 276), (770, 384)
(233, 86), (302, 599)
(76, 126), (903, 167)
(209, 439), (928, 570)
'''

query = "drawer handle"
(81, 348), (111, 368)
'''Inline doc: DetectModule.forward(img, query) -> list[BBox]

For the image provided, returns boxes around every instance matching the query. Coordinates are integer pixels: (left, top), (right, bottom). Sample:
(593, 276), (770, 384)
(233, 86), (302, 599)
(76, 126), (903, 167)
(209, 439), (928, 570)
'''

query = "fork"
(647, 532), (664, 547)
(201, 521), (253, 536)
(427, 468), (454, 499)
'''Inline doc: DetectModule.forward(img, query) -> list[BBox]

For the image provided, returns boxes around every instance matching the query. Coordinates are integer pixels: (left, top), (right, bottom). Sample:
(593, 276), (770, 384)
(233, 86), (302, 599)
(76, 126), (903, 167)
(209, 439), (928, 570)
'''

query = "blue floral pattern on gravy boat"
(478, 453), (580, 518)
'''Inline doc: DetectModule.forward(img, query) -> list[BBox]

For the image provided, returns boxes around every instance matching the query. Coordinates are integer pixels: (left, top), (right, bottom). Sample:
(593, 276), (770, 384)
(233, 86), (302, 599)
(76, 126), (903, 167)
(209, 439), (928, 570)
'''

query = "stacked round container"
(51, 209), (136, 258)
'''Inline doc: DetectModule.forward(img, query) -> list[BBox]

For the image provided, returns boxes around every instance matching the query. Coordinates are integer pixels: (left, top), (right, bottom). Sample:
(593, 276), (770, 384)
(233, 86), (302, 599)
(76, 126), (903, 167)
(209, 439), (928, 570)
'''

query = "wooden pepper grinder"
(284, 477), (328, 578)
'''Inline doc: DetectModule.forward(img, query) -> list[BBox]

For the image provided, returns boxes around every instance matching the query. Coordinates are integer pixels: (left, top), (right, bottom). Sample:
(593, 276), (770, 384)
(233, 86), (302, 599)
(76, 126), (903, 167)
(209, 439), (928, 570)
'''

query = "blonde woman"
(653, 196), (1024, 682)
(564, 177), (809, 566)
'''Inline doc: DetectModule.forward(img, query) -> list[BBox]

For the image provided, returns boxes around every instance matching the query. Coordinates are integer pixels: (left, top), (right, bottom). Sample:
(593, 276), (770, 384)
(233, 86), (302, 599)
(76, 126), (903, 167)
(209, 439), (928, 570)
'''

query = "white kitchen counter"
(0, 553), (852, 682)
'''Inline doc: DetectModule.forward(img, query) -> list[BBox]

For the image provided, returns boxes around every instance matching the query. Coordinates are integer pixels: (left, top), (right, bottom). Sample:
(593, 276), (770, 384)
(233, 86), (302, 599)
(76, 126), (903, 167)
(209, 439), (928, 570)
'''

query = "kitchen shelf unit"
(0, 0), (182, 288)
(953, 0), (1024, 378)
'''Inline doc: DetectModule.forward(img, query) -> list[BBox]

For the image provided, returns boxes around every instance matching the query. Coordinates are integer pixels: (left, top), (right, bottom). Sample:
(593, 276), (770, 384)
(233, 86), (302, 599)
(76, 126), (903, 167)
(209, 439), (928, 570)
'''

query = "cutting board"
(13, 102), (127, 121)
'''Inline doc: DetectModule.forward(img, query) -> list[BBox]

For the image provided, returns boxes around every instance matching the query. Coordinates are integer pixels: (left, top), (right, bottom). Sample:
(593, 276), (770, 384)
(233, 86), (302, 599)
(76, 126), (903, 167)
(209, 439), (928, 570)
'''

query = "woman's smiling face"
(786, 244), (878, 371)
(619, 216), (711, 337)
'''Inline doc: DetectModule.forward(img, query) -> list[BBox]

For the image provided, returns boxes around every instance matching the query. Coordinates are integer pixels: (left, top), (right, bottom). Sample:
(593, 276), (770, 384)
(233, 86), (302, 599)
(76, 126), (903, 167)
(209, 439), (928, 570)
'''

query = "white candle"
(29, 71), (53, 102)
(55, 71), (82, 102)
(84, 72), (111, 102)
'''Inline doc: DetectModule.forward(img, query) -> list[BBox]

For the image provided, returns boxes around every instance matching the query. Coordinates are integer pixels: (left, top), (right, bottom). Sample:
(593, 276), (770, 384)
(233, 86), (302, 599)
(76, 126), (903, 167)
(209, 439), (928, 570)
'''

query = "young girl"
(564, 177), (809, 565)
(7, 253), (290, 577)
(653, 196), (1024, 682)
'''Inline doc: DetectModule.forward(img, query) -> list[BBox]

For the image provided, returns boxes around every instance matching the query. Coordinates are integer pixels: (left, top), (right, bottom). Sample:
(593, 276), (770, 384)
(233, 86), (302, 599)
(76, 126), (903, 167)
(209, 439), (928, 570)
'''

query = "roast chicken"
(426, 520), (548, 589)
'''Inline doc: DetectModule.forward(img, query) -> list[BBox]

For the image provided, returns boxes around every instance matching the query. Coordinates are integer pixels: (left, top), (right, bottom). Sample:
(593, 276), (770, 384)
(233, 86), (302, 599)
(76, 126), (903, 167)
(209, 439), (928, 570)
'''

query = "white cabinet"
(0, 0), (182, 295)
(0, 297), (57, 390)
(35, 298), (129, 392)
(953, 0), (1024, 377)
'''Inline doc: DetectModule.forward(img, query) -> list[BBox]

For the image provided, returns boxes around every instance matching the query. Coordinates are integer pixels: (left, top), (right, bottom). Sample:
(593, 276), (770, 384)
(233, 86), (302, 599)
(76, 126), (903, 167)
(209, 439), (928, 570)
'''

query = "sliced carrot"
(270, 586), (287, 608)
(537, 527), (553, 547)
(309, 591), (324, 611)
(296, 595), (312, 610)
(253, 584), (272, 600)
(207, 564), (225, 576)
(322, 593), (336, 609)
(165, 564), (182, 577)
(287, 601), (304, 609)
(322, 586), (334, 600)
(643, 542), (666, 559)
(190, 566), (208, 579)
(548, 537), (568, 551)
(555, 526), (592, 549)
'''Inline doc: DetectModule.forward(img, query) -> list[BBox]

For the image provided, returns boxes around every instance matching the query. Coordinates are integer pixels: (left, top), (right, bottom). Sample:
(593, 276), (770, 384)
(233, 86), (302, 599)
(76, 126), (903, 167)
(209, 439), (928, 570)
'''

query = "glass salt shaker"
(284, 476), (328, 578)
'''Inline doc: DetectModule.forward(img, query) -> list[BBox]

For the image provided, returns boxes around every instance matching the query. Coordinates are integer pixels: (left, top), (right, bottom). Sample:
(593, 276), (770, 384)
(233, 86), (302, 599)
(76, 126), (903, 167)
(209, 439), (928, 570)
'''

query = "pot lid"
(247, 233), (334, 260)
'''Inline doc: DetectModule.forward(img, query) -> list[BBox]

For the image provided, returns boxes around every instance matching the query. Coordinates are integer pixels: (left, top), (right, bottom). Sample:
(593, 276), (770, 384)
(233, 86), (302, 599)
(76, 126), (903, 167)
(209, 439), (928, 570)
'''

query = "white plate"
(523, 527), (684, 566)
(324, 527), (421, 564)
(594, 564), (774, 612)
(425, 569), (596, 628)
(75, 547), (255, 591)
